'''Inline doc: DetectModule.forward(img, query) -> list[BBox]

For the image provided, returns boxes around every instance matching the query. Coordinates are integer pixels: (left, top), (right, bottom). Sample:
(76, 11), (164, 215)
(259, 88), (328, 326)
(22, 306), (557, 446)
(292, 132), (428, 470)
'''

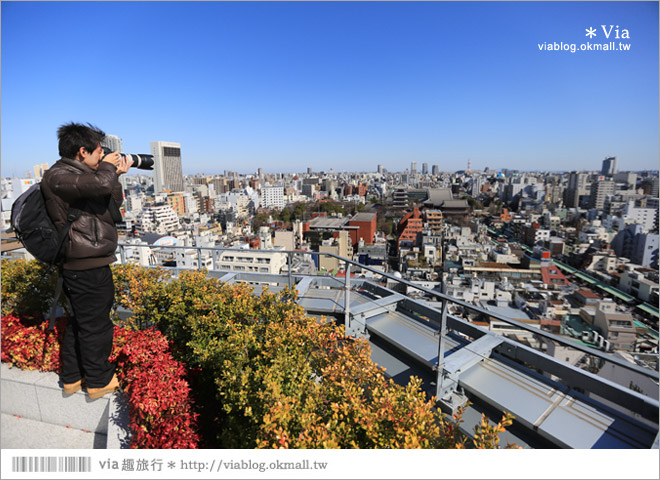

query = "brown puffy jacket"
(41, 158), (123, 270)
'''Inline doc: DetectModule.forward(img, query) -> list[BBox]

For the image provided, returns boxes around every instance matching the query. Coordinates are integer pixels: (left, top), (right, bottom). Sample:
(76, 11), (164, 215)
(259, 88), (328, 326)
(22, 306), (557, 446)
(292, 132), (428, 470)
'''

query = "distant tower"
(377, 164), (383, 174)
(103, 134), (123, 153)
(467, 158), (471, 174)
(422, 163), (429, 175)
(151, 141), (184, 193)
(601, 156), (618, 176)
(411, 162), (417, 176)
(104, 134), (126, 191)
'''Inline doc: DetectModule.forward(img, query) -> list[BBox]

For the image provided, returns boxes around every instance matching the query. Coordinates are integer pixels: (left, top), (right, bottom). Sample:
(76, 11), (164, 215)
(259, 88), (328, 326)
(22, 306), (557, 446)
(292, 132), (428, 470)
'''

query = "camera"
(101, 146), (154, 170)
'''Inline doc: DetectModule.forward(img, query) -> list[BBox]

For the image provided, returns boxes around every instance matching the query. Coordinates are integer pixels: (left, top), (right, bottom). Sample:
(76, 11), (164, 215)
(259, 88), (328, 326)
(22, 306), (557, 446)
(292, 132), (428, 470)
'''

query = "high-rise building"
(601, 156), (618, 176)
(377, 164), (383, 174)
(432, 165), (439, 175)
(104, 135), (127, 191)
(589, 177), (615, 210)
(422, 163), (429, 175)
(151, 141), (184, 194)
(262, 185), (285, 209)
(410, 162), (417, 176)
(103, 134), (123, 153)
(565, 171), (587, 208)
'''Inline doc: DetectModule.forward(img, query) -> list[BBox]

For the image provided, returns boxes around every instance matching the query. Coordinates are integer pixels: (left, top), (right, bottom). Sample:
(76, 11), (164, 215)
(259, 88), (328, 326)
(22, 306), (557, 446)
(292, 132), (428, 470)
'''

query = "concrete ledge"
(1, 363), (131, 448)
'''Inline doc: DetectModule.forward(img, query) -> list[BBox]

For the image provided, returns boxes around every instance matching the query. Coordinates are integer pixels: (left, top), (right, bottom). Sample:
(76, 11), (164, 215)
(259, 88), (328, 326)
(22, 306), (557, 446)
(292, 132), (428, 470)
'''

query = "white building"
(212, 246), (287, 274)
(125, 193), (144, 214)
(176, 248), (214, 270)
(135, 203), (181, 235)
(623, 200), (657, 233)
(184, 193), (199, 215)
(618, 270), (659, 303)
(1, 178), (38, 230)
(262, 185), (285, 209)
(151, 141), (184, 194)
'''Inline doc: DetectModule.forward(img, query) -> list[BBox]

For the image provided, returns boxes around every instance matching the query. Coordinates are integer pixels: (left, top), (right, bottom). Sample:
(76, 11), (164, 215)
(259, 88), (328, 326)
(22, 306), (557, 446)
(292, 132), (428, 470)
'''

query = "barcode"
(12, 456), (91, 473)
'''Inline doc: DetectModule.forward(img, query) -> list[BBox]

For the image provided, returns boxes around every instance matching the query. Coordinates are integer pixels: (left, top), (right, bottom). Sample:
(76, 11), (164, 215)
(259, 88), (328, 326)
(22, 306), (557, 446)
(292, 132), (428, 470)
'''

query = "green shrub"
(1, 259), (59, 321)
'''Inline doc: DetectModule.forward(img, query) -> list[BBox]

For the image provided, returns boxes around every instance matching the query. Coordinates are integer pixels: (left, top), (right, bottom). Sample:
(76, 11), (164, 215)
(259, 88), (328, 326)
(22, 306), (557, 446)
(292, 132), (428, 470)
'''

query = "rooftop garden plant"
(1, 258), (517, 449)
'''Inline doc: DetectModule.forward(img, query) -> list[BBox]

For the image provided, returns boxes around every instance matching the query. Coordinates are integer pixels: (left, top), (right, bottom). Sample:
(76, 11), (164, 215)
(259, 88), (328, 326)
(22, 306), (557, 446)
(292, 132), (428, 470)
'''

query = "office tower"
(307, 167), (313, 174)
(377, 164), (383, 174)
(258, 168), (264, 178)
(151, 141), (184, 194)
(410, 162), (417, 176)
(601, 156), (618, 176)
(565, 171), (587, 208)
(103, 134), (123, 153)
(422, 163), (429, 175)
(589, 177), (615, 210)
(104, 135), (127, 191)
(432, 165), (439, 175)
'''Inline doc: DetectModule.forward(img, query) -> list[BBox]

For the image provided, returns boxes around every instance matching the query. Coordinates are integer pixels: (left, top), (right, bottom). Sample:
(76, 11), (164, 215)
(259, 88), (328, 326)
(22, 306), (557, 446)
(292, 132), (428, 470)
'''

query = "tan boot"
(63, 379), (83, 395)
(87, 374), (120, 400)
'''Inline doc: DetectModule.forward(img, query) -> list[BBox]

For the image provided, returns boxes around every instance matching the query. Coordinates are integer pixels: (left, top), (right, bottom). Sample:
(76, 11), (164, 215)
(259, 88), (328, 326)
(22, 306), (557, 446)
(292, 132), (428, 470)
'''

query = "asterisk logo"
(585, 27), (597, 38)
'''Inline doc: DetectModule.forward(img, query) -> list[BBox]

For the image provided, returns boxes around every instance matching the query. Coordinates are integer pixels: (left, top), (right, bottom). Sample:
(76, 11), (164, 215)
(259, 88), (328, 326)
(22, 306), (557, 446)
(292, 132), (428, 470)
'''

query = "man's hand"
(116, 156), (131, 175)
(102, 150), (122, 167)
(102, 150), (130, 174)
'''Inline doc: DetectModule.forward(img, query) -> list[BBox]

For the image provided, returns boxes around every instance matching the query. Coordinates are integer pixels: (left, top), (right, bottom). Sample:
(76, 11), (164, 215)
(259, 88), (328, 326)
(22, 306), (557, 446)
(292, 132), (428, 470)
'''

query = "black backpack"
(10, 183), (81, 266)
(10, 183), (81, 328)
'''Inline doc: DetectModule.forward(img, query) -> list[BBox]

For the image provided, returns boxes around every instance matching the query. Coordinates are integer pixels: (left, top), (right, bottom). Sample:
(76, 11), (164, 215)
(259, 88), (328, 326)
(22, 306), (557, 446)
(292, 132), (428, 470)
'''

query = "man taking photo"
(42, 122), (130, 399)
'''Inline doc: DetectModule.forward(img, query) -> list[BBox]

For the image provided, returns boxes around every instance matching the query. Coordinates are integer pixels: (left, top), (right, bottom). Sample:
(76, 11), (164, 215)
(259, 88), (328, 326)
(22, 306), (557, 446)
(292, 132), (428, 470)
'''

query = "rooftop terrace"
(2, 245), (659, 450)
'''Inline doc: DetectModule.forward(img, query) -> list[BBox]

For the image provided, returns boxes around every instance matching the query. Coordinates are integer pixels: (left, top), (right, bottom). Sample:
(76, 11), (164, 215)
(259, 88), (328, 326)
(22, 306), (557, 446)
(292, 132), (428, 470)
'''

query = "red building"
(348, 212), (377, 246)
(397, 207), (423, 250)
(344, 183), (368, 197)
(541, 265), (570, 289)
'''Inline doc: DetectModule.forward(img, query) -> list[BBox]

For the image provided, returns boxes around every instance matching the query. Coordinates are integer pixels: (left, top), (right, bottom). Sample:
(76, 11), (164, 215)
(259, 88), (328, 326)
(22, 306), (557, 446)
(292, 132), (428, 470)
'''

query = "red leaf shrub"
(111, 326), (199, 448)
(1, 315), (64, 371)
(1, 315), (199, 449)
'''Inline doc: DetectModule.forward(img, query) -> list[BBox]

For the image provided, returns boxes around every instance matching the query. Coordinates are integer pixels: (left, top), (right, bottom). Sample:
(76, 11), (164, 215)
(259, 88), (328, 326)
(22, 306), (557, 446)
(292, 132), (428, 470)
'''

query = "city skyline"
(1, 1), (658, 177)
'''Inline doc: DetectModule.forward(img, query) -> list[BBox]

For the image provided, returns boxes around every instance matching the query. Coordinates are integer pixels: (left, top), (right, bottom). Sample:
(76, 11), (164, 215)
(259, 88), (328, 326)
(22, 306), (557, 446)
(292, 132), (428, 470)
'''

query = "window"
(609, 320), (633, 328)
(163, 147), (180, 157)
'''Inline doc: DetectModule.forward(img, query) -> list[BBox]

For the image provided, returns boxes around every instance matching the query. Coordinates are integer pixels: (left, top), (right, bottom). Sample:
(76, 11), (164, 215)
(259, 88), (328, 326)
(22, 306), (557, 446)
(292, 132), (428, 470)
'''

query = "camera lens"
(102, 147), (154, 170)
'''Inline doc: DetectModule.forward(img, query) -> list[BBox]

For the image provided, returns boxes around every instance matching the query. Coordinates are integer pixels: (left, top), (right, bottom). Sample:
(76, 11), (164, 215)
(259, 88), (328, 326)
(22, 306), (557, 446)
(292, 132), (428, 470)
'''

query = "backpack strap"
(49, 204), (83, 265)
(46, 204), (83, 329)
(47, 271), (64, 330)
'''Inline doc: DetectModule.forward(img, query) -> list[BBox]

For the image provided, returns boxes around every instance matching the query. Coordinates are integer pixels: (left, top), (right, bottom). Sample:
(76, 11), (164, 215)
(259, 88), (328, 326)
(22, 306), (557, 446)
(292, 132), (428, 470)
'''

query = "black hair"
(57, 122), (106, 159)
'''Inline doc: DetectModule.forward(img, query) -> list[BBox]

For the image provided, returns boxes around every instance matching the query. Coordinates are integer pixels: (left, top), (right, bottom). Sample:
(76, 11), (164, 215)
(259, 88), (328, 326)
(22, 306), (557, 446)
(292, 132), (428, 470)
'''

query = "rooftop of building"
(350, 212), (377, 222)
(308, 216), (348, 229)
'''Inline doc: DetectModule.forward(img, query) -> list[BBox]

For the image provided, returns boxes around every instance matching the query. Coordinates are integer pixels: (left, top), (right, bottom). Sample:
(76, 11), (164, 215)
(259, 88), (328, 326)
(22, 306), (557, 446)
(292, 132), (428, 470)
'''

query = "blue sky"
(1, 1), (658, 176)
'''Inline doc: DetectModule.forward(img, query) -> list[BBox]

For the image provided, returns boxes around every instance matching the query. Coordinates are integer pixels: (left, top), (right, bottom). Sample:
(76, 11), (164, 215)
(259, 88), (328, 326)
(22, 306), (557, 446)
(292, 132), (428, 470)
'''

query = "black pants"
(61, 265), (115, 388)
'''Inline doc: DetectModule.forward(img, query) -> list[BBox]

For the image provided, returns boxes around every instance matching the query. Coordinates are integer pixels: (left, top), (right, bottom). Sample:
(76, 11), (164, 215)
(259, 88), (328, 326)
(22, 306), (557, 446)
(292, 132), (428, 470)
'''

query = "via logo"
(601, 25), (630, 39)
(587, 25), (630, 39)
